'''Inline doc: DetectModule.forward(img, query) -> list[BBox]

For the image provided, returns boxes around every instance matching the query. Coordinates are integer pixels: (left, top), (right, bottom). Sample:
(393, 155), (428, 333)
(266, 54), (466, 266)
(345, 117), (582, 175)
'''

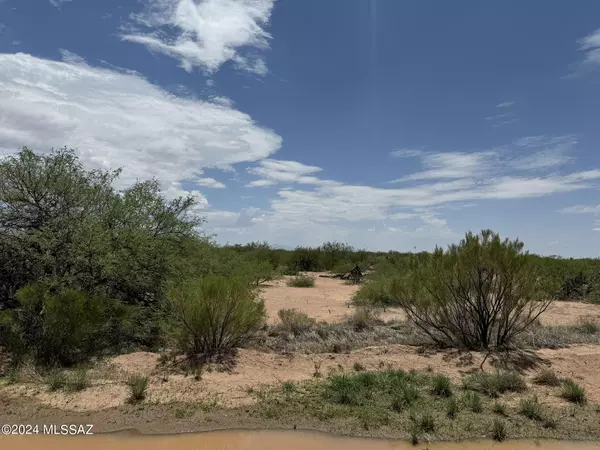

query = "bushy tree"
(0, 147), (202, 309)
(388, 230), (553, 349)
(168, 276), (266, 356)
(0, 283), (134, 366)
(320, 241), (354, 271)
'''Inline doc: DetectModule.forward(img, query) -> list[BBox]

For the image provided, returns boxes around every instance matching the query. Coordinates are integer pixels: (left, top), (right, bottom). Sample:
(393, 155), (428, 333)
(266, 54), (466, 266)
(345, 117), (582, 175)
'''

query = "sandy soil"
(2, 275), (600, 415)
(4, 343), (600, 412)
(263, 273), (600, 326)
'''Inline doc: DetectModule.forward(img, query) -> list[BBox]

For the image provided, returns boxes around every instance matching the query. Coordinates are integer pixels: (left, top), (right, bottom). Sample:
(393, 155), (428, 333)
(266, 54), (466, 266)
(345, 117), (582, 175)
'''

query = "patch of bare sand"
(260, 273), (405, 324)
(542, 301), (600, 326)
(261, 273), (600, 327)
(5, 344), (600, 412)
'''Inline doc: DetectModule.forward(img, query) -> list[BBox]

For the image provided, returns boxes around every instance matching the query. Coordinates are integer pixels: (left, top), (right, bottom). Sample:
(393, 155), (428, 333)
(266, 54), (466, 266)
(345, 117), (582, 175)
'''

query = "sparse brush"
(577, 317), (599, 334)
(543, 414), (558, 429)
(492, 401), (507, 416)
(519, 396), (543, 421)
(353, 362), (365, 372)
(126, 374), (148, 403)
(313, 361), (322, 378)
(347, 307), (380, 331)
(533, 369), (561, 387)
(282, 381), (296, 393)
(464, 392), (483, 413)
(286, 275), (315, 288)
(416, 411), (435, 433)
(65, 368), (90, 392)
(561, 379), (587, 405)
(446, 397), (459, 419)
(390, 384), (420, 413)
(46, 370), (67, 391)
(491, 419), (507, 442)
(431, 374), (453, 397)
(463, 371), (527, 397)
(278, 308), (316, 335)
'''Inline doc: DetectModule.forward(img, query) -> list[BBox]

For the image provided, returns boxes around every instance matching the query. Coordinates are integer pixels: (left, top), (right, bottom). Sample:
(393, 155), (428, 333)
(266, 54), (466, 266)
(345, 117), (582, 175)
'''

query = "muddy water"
(1, 430), (599, 450)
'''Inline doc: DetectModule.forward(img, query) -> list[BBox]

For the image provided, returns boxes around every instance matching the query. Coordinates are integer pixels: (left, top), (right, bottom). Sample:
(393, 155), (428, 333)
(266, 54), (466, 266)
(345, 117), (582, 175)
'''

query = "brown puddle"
(1, 430), (599, 450)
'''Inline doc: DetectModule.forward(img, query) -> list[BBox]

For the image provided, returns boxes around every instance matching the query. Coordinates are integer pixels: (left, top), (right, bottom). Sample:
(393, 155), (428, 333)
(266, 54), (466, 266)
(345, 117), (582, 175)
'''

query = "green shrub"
(464, 392), (483, 413)
(416, 411), (435, 433)
(286, 274), (315, 288)
(282, 381), (296, 393)
(492, 401), (507, 416)
(65, 368), (90, 392)
(491, 419), (507, 442)
(431, 374), (453, 397)
(390, 384), (420, 412)
(233, 259), (276, 287)
(352, 278), (394, 307)
(388, 230), (552, 349)
(169, 276), (266, 356)
(533, 369), (561, 387)
(464, 371), (527, 397)
(46, 370), (67, 391)
(277, 309), (316, 335)
(347, 307), (380, 331)
(127, 374), (148, 403)
(561, 379), (587, 405)
(519, 396), (543, 421)
(2, 283), (133, 366)
(577, 318), (599, 335)
(446, 397), (459, 418)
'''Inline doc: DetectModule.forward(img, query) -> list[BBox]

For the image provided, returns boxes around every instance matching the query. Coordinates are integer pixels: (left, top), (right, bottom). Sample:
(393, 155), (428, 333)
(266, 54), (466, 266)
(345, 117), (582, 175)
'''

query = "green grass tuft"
(519, 396), (543, 421)
(431, 374), (453, 397)
(126, 374), (148, 403)
(561, 379), (587, 405)
(533, 369), (561, 387)
(491, 419), (507, 442)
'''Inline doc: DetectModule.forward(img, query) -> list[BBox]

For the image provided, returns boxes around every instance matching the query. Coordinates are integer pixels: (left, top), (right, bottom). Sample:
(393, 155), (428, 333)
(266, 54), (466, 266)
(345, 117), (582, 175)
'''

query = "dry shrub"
(389, 230), (552, 350)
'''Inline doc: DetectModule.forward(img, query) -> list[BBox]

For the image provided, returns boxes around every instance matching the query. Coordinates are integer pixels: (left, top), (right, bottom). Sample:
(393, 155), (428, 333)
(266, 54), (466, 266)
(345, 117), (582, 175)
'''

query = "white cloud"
(196, 178), (226, 188)
(121, 0), (275, 75)
(390, 148), (423, 158)
(577, 28), (600, 70)
(511, 135), (576, 170)
(390, 151), (496, 183)
(390, 135), (576, 184)
(246, 159), (340, 187)
(496, 101), (515, 108)
(0, 52), (282, 194)
(49, 0), (72, 7)
(561, 205), (600, 214)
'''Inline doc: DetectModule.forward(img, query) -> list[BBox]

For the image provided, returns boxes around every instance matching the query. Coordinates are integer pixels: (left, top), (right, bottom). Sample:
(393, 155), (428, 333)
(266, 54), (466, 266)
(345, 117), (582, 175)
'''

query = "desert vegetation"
(1, 147), (600, 441)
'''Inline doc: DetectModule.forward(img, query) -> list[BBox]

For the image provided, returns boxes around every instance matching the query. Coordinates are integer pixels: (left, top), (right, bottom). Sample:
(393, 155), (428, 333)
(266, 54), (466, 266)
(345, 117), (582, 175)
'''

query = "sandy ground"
(4, 343), (600, 412)
(262, 273), (600, 326)
(2, 274), (600, 414)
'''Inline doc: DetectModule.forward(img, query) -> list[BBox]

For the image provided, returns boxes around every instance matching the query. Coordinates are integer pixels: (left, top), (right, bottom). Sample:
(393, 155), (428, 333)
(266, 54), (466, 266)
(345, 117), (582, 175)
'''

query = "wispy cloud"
(388, 135), (576, 184)
(561, 205), (600, 214)
(390, 148), (423, 158)
(121, 0), (275, 75)
(49, 0), (72, 8)
(496, 101), (515, 108)
(576, 28), (600, 72)
(196, 178), (227, 189)
(486, 101), (517, 127)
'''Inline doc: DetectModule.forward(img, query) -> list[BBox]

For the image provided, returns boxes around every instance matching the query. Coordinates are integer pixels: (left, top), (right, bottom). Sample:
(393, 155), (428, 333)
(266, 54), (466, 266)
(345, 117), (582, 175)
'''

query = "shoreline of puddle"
(2, 429), (599, 450)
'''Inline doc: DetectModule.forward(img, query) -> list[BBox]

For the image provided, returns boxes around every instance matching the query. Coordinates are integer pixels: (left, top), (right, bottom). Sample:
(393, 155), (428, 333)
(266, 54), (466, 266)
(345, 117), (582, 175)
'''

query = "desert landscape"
(2, 272), (600, 442)
(2, 149), (600, 446)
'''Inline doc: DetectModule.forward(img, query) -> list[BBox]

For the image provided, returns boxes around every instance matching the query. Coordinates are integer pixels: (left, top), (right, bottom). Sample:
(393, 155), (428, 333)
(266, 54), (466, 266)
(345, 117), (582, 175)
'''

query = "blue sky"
(2, 0), (600, 256)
